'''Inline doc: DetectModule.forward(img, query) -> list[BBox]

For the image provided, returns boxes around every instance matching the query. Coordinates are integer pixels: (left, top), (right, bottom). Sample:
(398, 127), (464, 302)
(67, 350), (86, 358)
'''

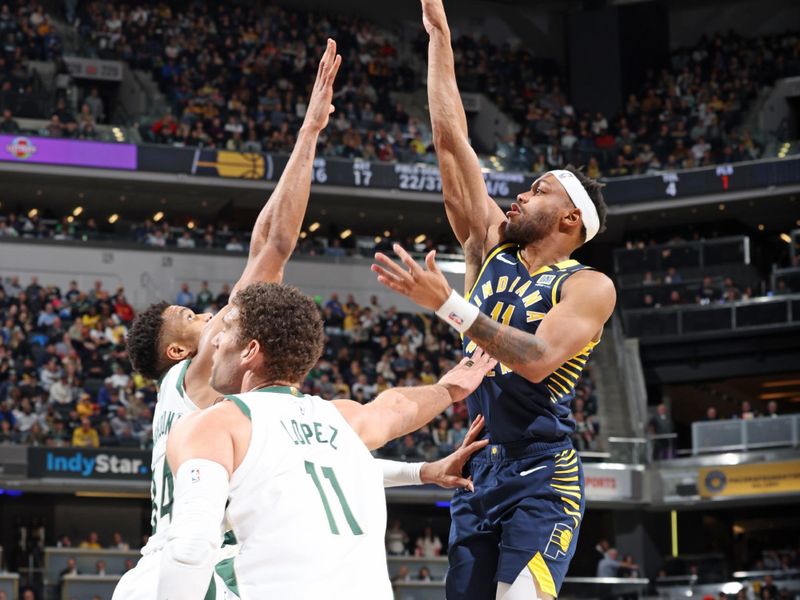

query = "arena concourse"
(0, 0), (798, 598)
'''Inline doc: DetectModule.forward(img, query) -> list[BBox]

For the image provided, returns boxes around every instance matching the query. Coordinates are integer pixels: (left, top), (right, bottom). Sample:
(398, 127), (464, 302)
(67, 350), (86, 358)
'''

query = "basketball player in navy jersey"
(370, 2), (616, 599)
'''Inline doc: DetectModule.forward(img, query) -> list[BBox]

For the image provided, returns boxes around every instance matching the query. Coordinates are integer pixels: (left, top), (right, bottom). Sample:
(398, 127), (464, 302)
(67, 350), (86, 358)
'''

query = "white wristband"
(376, 459), (424, 488)
(435, 290), (479, 333)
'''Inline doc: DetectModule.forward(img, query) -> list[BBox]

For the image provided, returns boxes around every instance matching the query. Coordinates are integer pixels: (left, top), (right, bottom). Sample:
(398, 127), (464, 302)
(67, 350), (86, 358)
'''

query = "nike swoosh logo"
(496, 254), (517, 265)
(520, 465), (548, 477)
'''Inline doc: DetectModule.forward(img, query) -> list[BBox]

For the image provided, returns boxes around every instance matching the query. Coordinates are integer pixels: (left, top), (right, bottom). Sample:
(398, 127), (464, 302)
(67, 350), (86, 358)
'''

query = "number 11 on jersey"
(304, 460), (363, 535)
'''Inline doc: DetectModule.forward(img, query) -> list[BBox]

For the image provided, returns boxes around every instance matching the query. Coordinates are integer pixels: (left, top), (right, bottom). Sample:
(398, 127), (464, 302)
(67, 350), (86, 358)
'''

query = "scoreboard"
(2, 136), (799, 206)
(144, 146), (800, 206)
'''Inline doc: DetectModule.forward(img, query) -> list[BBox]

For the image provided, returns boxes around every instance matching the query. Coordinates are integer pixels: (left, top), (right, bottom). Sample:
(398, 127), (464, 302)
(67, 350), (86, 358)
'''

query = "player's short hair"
(232, 283), (324, 383)
(126, 301), (170, 380)
(564, 164), (608, 241)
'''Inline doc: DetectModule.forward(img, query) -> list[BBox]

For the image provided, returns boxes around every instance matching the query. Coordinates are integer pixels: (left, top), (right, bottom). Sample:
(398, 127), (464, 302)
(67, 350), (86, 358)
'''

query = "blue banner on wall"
(27, 447), (151, 481)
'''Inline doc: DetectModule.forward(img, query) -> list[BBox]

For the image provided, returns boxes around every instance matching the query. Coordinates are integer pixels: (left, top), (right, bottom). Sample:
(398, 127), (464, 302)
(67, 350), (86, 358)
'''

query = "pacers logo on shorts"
(543, 523), (574, 560)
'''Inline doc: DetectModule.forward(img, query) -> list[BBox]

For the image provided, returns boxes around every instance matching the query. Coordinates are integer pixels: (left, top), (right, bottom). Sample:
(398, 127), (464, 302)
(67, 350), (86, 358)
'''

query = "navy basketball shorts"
(446, 441), (585, 600)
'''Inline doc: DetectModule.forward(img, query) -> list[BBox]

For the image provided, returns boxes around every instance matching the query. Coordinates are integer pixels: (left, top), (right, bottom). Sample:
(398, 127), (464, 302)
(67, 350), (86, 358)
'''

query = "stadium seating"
(1, 6), (799, 600)
(5, 1), (798, 174)
(0, 272), (598, 457)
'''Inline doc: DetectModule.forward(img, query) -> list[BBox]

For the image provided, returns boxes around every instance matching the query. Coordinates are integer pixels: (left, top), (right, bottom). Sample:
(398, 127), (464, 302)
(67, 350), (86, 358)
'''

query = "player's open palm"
(438, 348), (496, 403)
(421, 415), (488, 491)
(372, 243), (453, 312)
(304, 38), (342, 133)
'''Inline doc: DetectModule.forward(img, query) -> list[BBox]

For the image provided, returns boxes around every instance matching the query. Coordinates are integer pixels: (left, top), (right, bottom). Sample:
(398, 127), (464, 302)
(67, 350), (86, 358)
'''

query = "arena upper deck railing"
(622, 293), (800, 338)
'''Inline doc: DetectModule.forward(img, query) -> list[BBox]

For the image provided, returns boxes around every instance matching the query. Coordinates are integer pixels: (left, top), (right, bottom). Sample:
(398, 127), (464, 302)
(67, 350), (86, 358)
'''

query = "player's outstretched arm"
(422, 0), (505, 276)
(231, 38), (342, 296)
(335, 350), (496, 451)
(377, 415), (488, 491)
(373, 244), (616, 383)
(184, 41), (341, 405)
(157, 404), (242, 600)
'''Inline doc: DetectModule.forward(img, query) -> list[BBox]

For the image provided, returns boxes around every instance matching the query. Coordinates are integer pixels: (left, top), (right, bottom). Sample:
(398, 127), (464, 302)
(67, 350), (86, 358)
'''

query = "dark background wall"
(568, 3), (670, 117)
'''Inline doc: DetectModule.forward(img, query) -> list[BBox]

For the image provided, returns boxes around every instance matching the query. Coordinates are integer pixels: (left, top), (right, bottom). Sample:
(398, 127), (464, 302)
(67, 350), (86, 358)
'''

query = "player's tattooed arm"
(373, 243), (616, 384)
(465, 314), (546, 368)
(372, 244), (546, 376)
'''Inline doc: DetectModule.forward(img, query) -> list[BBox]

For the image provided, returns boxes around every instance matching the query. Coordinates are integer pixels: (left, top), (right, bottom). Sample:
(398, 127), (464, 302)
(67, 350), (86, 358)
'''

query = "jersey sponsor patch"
(536, 274), (557, 287)
(543, 523), (574, 560)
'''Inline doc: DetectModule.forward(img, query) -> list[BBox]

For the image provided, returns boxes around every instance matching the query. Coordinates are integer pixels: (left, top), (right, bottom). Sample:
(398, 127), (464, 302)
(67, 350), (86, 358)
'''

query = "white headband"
(544, 169), (600, 243)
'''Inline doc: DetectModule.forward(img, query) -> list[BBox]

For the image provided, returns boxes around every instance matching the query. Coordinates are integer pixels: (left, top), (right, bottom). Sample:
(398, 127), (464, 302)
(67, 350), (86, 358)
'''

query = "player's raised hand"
(421, 0), (449, 36)
(438, 348), (496, 403)
(372, 243), (452, 312)
(420, 415), (487, 491)
(303, 38), (342, 133)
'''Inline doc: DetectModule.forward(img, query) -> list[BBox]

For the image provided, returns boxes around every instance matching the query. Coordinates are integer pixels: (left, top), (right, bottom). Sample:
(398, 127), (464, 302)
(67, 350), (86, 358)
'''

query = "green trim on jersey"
(214, 557), (239, 597)
(254, 385), (303, 397)
(222, 530), (238, 546)
(203, 574), (216, 600)
(224, 385), (303, 419)
(224, 396), (252, 421)
(176, 358), (192, 398)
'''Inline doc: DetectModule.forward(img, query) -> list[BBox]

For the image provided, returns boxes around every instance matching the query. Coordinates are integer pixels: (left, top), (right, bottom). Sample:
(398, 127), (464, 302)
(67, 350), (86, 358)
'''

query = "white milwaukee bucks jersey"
(142, 359), (196, 555)
(224, 386), (392, 600)
(116, 359), (240, 600)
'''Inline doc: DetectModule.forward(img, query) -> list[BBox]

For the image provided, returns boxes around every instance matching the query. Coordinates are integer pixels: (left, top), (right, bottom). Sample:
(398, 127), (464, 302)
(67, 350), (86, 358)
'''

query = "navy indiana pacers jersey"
(463, 241), (598, 444)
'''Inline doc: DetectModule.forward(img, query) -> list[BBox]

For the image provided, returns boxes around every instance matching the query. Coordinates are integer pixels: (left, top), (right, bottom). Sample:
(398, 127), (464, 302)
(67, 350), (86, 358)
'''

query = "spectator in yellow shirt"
(343, 309), (359, 333)
(587, 156), (602, 179)
(332, 375), (351, 399)
(79, 532), (102, 549)
(72, 418), (99, 448)
(419, 361), (438, 386)
(76, 394), (96, 420)
(132, 372), (150, 390)
(81, 306), (101, 329)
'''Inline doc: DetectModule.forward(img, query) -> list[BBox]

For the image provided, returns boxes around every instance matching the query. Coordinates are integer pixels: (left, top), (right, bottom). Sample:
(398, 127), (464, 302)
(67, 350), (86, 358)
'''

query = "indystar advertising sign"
(27, 448), (151, 481)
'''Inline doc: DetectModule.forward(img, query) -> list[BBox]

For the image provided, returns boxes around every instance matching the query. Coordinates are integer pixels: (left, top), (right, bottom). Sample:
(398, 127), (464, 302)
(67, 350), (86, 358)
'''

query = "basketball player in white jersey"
(119, 40), (486, 600)
(115, 40), (343, 600)
(157, 282), (496, 599)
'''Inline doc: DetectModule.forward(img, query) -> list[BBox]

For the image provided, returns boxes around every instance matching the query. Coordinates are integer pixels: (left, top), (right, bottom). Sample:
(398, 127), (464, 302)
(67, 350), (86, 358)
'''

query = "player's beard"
(504, 209), (559, 247)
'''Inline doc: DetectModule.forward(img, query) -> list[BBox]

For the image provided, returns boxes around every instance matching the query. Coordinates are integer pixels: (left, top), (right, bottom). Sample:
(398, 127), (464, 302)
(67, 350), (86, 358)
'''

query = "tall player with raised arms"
(115, 39), (345, 600)
(370, 2), (617, 599)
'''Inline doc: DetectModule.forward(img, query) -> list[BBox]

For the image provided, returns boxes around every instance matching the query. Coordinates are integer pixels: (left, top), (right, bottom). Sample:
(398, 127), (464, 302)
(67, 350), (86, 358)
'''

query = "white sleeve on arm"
(157, 459), (229, 600)
(376, 458), (424, 488)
